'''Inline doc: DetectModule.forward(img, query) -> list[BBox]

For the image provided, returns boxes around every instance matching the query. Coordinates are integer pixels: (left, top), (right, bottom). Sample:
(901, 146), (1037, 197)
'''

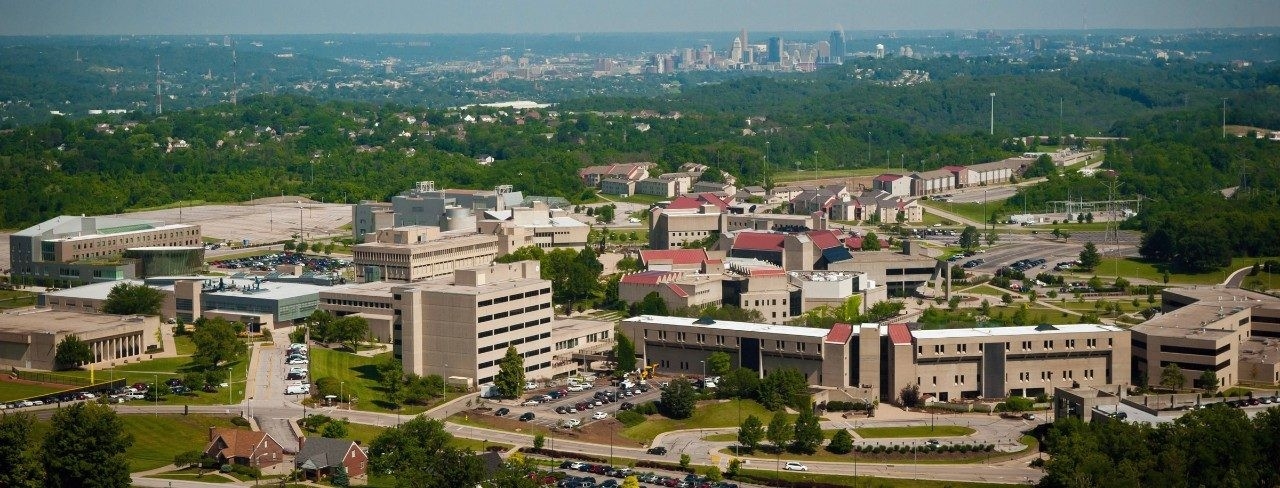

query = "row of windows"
(322, 298), (392, 309)
(478, 347), (552, 369)
(477, 361), (552, 384)
(477, 287), (552, 307)
(478, 302), (551, 323)
(70, 230), (199, 250)
(479, 316), (552, 338)
(478, 332), (551, 354)
(919, 338), (1114, 356)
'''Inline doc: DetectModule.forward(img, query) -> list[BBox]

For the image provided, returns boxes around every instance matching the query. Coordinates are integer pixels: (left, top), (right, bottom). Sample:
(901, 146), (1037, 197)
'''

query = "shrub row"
(822, 400), (873, 412)
(853, 443), (995, 454)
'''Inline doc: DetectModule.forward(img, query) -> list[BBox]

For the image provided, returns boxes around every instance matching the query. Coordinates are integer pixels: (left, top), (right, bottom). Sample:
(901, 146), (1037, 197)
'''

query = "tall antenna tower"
(154, 55), (163, 115)
(231, 40), (238, 106)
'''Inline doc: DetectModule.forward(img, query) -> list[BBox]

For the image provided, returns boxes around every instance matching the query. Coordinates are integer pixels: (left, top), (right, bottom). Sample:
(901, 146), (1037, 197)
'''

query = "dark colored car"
(647, 446), (668, 455)
(495, 407), (510, 416)
(519, 412), (535, 421)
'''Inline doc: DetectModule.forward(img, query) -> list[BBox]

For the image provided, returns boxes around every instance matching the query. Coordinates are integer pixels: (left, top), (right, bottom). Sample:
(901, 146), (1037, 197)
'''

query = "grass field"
(1062, 257), (1280, 286)
(703, 429), (841, 442)
(33, 414), (243, 472)
(772, 167), (898, 183)
(0, 381), (69, 402)
(854, 425), (975, 438)
(308, 348), (443, 414)
(732, 467), (1015, 488)
(0, 289), (37, 310)
(958, 284), (1012, 297)
(53, 354), (250, 406)
(920, 199), (1006, 225)
(621, 399), (788, 443)
(175, 335), (197, 356)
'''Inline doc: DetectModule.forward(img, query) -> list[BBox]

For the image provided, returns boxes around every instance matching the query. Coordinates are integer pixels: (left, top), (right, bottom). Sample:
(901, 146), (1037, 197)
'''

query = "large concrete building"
(479, 201), (589, 254)
(619, 316), (1128, 402)
(351, 181), (523, 241)
(391, 261), (556, 384)
(10, 215), (203, 286)
(1130, 287), (1280, 389)
(352, 226), (498, 283)
(41, 276), (326, 332)
(0, 310), (161, 370)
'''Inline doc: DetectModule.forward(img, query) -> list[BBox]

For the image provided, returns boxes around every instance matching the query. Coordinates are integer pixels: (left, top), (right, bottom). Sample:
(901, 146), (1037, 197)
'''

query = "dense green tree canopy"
(101, 282), (164, 316)
(42, 402), (134, 488)
(53, 335), (93, 370)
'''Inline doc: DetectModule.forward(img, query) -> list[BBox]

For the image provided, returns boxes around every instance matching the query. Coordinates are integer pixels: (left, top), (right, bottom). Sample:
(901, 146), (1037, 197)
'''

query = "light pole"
(989, 92), (996, 135)
(1222, 98), (1228, 139)
(700, 360), (706, 380)
(340, 381), (345, 409)
(228, 367), (233, 405)
(154, 374), (159, 415)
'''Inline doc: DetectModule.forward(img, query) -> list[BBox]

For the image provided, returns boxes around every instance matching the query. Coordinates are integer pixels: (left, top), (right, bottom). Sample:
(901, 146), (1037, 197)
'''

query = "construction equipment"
(640, 364), (658, 379)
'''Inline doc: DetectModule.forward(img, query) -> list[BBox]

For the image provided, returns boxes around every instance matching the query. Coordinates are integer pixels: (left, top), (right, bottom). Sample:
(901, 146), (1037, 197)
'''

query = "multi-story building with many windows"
(392, 261), (556, 385)
(10, 215), (202, 286)
(352, 226), (498, 283)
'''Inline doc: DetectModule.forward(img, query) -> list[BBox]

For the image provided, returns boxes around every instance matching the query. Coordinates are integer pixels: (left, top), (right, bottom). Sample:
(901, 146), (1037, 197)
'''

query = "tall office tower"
(740, 28), (749, 62)
(731, 37), (743, 65)
(683, 48), (695, 68)
(816, 41), (831, 63)
(767, 37), (784, 64)
(829, 30), (846, 63)
(875, 43), (886, 59)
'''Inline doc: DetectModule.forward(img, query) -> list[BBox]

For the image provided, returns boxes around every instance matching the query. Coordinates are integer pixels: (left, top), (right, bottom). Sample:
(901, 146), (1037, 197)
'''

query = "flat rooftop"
(627, 315), (831, 339)
(54, 223), (198, 243)
(1132, 287), (1279, 339)
(553, 317), (616, 335)
(396, 276), (547, 296)
(354, 230), (496, 250)
(43, 280), (144, 301)
(911, 323), (1122, 340)
(0, 309), (152, 335)
(42, 276), (327, 303)
(320, 281), (401, 297)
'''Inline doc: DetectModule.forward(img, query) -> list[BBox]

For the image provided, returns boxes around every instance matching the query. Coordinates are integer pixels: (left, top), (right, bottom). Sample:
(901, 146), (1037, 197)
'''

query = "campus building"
(478, 201), (590, 254)
(10, 215), (203, 286)
(40, 276), (326, 332)
(0, 310), (161, 370)
(351, 226), (499, 283)
(619, 316), (1129, 402)
(351, 181), (524, 240)
(1130, 287), (1280, 389)
(318, 281), (398, 343)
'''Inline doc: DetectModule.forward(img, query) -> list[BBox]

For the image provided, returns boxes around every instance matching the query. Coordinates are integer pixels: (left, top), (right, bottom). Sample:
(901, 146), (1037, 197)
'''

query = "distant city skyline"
(1, 0), (1277, 36)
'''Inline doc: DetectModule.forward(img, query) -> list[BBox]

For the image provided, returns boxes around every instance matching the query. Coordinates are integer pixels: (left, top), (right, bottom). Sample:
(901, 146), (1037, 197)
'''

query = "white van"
(285, 384), (310, 395)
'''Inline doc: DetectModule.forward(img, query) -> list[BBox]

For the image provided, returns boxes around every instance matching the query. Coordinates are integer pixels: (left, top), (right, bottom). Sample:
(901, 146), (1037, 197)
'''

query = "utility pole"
(155, 55), (163, 115)
(989, 92), (996, 135)
(1221, 98), (1228, 138)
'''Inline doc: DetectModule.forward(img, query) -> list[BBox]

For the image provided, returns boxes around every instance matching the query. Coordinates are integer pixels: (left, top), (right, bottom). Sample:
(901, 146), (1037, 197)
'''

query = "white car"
(521, 399), (541, 406)
(592, 411), (608, 420)
(783, 461), (808, 472)
(567, 384), (586, 392)
(562, 419), (582, 428)
(525, 381), (538, 390)
(287, 358), (309, 365)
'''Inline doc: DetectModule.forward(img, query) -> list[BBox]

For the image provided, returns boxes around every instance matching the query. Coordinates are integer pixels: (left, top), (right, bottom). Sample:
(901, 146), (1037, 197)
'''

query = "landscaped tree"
(861, 231), (882, 251)
(330, 465), (350, 488)
(368, 417), (486, 488)
(706, 351), (732, 377)
(717, 367), (761, 400)
(758, 367), (810, 411)
(632, 291), (669, 316)
(1079, 241), (1102, 271)
(43, 402), (133, 488)
(985, 230), (999, 246)
(53, 335), (92, 370)
(330, 315), (369, 351)
(495, 346), (526, 399)
(322, 419), (350, 439)
(622, 475), (640, 488)
(899, 383), (921, 408)
(791, 405), (823, 454)
(101, 282), (164, 315)
(1160, 363), (1186, 391)
(190, 317), (247, 367)
(766, 412), (793, 453)
(827, 428), (854, 454)
(0, 413), (44, 488)
(958, 225), (981, 251)
(377, 356), (406, 405)
(737, 414), (765, 453)
(612, 330), (637, 375)
(1198, 370), (1219, 394)
(659, 377), (697, 419)
(172, 450), (207, 472)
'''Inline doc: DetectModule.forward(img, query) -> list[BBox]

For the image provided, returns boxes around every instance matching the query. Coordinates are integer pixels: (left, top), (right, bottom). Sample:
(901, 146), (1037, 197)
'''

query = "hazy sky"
(2, 0), (1276, 36)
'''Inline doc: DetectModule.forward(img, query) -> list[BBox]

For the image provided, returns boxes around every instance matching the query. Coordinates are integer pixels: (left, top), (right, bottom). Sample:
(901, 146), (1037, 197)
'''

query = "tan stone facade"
(352, 226), (498, 282)
(0, 310), (160, 371)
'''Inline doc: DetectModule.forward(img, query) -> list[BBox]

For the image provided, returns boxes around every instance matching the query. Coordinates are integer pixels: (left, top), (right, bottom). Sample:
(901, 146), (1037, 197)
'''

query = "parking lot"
(493, 378), (663, 431)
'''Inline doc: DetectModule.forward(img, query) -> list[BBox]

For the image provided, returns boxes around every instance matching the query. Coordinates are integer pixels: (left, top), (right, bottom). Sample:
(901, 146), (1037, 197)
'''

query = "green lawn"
(0, 381), (70, 402)
(308, 348), (438, 414)
(957, 284), (1012, 298)
(732, 467), (1014, 488)
(704, 429), (841, 442)
(1070, 257), (1279, 285)
(920, 199), (1006, 225)
(0, 289), (37, 310)
(53, 354), (250, 406)
(175, 335), (197, 356)
(149, 473), (233, 483)
(772, 167), (897, 183)
(621, 399), (788, 443)
(33, 414), (244, 472)
(854, 425), (975, 439)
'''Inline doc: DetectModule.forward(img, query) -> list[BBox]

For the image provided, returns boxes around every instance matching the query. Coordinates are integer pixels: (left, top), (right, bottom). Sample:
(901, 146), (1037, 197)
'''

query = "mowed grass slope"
(622, 399), (788, 443)
(31, 414), (243, 472)
(854, 425), (976, 438)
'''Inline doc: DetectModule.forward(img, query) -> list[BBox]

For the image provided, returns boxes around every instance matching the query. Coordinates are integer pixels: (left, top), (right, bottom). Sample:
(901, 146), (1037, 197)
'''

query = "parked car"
(647, 446), (668, 455)
(495, 407), (510, 416)
(592, 411), (608, 420)
(783, 461), (808, 471)
(519, 412), (535, 422)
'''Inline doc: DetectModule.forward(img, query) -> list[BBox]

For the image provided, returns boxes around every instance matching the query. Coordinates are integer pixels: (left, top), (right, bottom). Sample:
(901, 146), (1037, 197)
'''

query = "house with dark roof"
(295, 436), (368, 482)
(203, 428), (286, 468)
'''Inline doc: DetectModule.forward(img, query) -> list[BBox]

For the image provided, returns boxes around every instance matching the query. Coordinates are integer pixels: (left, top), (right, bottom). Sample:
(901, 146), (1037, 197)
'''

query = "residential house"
(578, 163), (650, 188)
(204, 428), (286, 468)
(295, 437), (369, 482)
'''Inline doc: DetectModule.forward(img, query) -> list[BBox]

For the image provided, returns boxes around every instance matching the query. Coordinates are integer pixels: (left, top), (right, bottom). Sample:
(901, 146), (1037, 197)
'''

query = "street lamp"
(700, 360), (706, 380)
(989, 92), (996, 135)
(340, 381), (345, 409)
(228, 367), (233, 405)
(154, 374), (159, 415)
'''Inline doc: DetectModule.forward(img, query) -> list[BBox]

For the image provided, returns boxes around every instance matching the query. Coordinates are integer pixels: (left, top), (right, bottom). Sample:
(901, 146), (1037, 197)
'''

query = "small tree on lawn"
(737, 415), (765, 453)
(679, 454), (691, 471)
(613, 331), (637, 376)
(827, 428), (854, 454)
(1079, 241), (1102, 271)
(791, 405), (823, 454)
(533, 433), (545, 450)
(899, 384), (921, 408)
(766, 412), (793, 453)
(330, 465), (349, 488)
(1198, 370), (1219, 395)
(1160, 363), (1186, 391)
(659, 377), (696, 419)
